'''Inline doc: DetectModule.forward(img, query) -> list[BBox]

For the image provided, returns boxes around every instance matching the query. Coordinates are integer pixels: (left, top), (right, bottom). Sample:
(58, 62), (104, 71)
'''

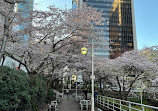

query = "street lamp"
(137, 81), (146, 104)
(81, 47), (88, 54)
(75, 74), (78, 101)
(140, 82), (146, 104)
(72, 70), (78, 100)
(81, 39), (95, 111)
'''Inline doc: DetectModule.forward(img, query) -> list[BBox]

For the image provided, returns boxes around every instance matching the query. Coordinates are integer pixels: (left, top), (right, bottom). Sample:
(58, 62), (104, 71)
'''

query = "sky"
(34, 0), (158, 50)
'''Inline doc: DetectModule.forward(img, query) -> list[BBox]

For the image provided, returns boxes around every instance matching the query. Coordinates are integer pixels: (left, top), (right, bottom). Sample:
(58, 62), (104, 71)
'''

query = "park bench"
(48, 101), (58, 111)
(97, 108), (103, 111)
(76, 95), (83, 102)
(56, 96), (62, 103)
(72, 93), (76, 97)
(78, 93), (83, 96)
(87, 93), (91, 99)
(80, 99), (91, 110)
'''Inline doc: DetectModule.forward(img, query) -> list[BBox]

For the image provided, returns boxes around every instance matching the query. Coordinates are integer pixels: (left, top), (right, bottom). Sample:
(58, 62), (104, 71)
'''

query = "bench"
(56, 96), (62, 103)
(80, 99), (91, 110)
(76, 96), (83, 102)
(98, 108), (103, 111)
(88, 93), (91, 99)
(49, 101), (58, 111)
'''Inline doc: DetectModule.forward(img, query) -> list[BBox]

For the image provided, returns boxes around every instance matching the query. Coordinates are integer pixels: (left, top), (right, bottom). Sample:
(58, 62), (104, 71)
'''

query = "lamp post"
(76, 73), (78, 100)
(81, 39), (95, 111)
(137, 81), (146, 104)
(72, 69), (78, 100)
(91, 39), (95, 111)
(140, 87), (143, 104)
(70, 76), (71, 89)
(141, 82), (146, 104)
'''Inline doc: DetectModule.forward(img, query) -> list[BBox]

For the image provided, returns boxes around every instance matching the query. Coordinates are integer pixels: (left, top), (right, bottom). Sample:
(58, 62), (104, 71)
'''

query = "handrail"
(97, 95), (158, 111)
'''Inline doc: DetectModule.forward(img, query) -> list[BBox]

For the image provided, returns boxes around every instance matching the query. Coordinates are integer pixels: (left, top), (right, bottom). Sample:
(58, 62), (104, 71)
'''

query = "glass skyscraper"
(72, 0), (137, 58)
(15, 0), (34, 42)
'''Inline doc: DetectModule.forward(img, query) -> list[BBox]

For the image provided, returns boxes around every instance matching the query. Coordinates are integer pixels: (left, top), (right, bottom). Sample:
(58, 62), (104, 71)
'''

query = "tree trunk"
(0, 16), (9, 60)
(99, 78), (103, 95)
(0, 3), (14, 60)
(116, 76), (123, 99)
(1, 55), (5, 66)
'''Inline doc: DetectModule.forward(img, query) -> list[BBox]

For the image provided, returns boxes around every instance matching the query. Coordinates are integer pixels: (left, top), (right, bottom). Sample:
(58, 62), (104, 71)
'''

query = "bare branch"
(4, 0), (25, 4)
(4, 51), (30, 73)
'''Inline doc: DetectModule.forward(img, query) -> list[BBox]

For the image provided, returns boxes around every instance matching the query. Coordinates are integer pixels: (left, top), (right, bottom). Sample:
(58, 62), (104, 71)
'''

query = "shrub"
(29, 74), (47, 111)
(0, 66), (31, 110)
(45, 88), (55, 103)
(128, 98), (148, 105)
(147, 99), (158, 107)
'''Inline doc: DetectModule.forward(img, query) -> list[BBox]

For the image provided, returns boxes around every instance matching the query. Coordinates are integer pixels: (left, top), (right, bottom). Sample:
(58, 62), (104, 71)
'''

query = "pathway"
(58, 94), (99, 111)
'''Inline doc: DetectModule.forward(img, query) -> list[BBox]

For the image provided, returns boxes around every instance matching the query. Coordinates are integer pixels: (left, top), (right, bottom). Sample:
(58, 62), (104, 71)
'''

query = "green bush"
(0, 66), (54, 111)
(103, 91), (121, 99)
(29, 74), (47, 111)
(0, 66), (31, 110)
(128, 98), (148, 105)
(45, 88), (54, 103)
(128, 98), (158, 107)
(147, 99), (158, 107)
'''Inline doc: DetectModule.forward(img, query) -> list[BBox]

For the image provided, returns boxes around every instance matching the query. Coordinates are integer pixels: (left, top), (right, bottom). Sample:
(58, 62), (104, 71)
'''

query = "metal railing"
(97, 95), (158, 111)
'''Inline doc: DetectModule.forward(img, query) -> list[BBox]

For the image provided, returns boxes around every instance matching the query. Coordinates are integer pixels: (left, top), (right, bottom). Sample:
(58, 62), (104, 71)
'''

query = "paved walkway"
(58, 94), (98, 111)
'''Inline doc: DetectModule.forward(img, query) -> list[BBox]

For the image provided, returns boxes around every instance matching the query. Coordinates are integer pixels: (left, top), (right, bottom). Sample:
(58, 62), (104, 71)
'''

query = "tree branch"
(53, 27), (78, 49)
(116, 76), (122, 98)
(0, 11), (6, 17)
(4, 0), (25, 4)
(4, 51), (30, 74)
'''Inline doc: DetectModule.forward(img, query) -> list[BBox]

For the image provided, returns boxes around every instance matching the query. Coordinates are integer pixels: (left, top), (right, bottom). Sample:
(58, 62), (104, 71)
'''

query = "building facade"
(15, 0), (34, 42)
(72, 0), (137, 58)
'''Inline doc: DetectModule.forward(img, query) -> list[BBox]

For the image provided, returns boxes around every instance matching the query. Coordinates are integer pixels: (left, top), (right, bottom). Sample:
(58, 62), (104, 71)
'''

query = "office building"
(72, 0), (137, 58)
(15, 0), (34, 42)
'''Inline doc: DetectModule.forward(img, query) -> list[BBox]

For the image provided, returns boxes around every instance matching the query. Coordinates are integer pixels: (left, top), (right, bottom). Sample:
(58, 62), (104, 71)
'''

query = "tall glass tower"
(73, 0), (137, 58)
(15, 0), (34, 42)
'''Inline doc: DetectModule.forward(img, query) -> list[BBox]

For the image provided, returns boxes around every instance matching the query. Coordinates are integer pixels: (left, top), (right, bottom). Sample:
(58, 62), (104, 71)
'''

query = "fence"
(97, 95), (158, 111)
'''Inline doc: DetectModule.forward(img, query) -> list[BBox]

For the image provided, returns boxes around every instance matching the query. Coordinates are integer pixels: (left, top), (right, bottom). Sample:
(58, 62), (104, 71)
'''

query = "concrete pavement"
(58, 94), (99, 111)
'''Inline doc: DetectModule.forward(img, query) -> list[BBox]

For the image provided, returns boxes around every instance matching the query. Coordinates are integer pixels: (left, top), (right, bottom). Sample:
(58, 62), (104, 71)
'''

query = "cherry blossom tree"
(141, 46), (158, 91)
(3, 4), (105, 77)
(142, 46), (158, 64)
(94, 58), (114, 93)
(108, 50), (158, 100)
(0, 3), (111, 100)
(0, 0), (25, 60)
